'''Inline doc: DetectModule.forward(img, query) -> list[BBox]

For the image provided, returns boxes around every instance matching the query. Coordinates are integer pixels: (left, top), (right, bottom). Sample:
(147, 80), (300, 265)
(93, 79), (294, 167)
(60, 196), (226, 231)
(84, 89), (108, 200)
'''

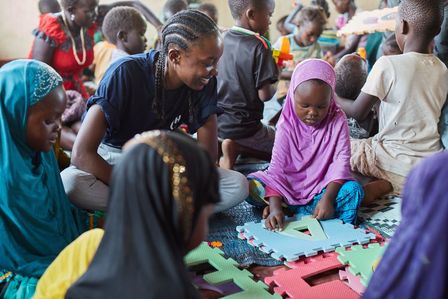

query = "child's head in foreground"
(334, 53), (368, 100)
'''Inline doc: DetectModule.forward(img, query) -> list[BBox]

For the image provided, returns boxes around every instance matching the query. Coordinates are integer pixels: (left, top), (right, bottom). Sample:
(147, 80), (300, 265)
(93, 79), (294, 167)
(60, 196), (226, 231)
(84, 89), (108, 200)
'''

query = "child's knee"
(341, 180), (364, 203)
(245, 178), (266, 207)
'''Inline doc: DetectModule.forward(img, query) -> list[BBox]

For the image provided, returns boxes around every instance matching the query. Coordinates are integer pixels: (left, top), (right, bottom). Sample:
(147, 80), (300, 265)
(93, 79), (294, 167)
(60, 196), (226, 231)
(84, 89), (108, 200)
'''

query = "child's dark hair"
(155, 10), (220, 121)
(198, 3), (218, 23)
(297, 6), (327, 28)
(399, 0), (444, 37)
(38, 0), (61, 14)
(60, 0), (80, 9)
(162, 0), (188, 22)
(334, 54), (368, 100)
(311, 0), (330, 18)
(228, 0), (269, 19)
(102, 7), (146, 44)
(383, 33), (402, 55)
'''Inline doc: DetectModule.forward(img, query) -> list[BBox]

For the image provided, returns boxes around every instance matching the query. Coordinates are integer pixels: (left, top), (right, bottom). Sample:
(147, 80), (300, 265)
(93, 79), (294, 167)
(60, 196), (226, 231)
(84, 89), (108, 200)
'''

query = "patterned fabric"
(0, 60), (87, 299)
(61, 90), (86, 125)
(246, 178), (363, 224)
(358, 195), (401, 237)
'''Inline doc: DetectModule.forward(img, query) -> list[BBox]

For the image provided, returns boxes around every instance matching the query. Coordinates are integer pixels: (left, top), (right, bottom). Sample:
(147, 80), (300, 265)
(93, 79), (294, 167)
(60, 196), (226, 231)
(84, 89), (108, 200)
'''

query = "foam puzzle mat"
(265, 252), (359, 299)
(236, 215), (375, 262)
(185, 242), (281, 298)
(336, 243), (386, 286)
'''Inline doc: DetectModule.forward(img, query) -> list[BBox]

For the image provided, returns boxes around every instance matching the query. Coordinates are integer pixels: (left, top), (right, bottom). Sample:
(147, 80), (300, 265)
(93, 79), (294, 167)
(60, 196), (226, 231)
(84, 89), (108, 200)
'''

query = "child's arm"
(197, 114), (218, 164)
(258, 82), (278, 102)
(71, 105), (113, 185)
(263, 196), (285, 231)
(283, 2), (304, 33)
(30, 38), (55, 66)
(335, 35), (362, 60)
(279, 70), (293, 80)
(336, 92), (379, 122)
(312, 181), (341, 220)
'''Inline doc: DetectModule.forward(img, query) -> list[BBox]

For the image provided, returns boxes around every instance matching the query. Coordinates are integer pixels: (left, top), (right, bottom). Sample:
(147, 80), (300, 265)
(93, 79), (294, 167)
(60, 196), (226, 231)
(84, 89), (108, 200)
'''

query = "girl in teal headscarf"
(0, 59), (87, 299)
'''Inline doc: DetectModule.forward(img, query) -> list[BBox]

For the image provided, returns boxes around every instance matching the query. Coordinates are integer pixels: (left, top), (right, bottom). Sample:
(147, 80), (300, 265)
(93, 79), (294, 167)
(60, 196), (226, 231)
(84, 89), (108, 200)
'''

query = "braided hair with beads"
(154, 9), (220, 122)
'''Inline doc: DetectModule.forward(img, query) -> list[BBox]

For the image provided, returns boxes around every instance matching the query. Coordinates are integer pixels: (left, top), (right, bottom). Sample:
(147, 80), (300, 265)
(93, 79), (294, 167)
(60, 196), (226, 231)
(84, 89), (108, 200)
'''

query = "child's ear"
(246, 8), (255, 21)
(167, 47), (182, 66)
(400, 19), (409, 35)
(117, 30), (127, 42)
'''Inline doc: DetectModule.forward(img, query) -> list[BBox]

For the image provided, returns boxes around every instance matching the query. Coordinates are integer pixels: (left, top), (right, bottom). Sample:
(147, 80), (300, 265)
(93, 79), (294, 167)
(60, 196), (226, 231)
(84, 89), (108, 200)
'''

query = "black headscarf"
(66, 130), (220, 299)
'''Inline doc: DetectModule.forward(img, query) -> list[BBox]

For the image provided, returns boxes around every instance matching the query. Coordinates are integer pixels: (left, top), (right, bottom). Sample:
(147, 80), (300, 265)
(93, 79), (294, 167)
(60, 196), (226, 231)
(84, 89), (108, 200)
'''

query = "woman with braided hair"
(61, 10), (248, 213)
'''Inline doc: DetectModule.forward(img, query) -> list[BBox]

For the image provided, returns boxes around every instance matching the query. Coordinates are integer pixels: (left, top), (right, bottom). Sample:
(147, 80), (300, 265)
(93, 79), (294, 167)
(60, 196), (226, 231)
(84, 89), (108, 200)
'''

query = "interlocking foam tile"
(336, 243), (386, 286)
(265, 252), (359, 299)
(185, 242), (281, 299)
(236, 215), (375, 262)
(339, 267), (366, 295)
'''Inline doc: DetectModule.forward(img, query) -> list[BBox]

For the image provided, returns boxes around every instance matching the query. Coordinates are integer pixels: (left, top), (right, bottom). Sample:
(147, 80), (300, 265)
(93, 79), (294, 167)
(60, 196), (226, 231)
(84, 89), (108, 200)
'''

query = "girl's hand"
(312, 197), (335, 221)
(263, 205), (285, 231)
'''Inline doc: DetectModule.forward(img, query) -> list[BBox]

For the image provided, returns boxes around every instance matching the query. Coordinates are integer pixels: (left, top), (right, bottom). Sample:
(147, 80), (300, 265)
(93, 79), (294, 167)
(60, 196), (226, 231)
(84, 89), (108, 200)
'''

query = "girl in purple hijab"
(363, 152), (448, 299)
(247, 59), (363, 230)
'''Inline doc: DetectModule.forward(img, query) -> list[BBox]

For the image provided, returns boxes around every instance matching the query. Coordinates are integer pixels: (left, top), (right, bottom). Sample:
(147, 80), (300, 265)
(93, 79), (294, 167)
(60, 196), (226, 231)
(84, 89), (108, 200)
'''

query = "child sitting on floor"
(334, 53), (377, 138)
(247, 59), (363, 231)
(0, 60), (87, 299)
(92, 7), (147, 84)
(218, 0), (278, 170)
(34, 131), (220, 299)
(274, 6), (327, 101)
(336, 0), (448, 203)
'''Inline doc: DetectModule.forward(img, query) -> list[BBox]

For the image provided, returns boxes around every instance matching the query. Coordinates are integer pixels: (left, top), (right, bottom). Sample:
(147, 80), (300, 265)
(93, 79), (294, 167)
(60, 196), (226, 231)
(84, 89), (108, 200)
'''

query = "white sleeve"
(361, 56), (394, 102)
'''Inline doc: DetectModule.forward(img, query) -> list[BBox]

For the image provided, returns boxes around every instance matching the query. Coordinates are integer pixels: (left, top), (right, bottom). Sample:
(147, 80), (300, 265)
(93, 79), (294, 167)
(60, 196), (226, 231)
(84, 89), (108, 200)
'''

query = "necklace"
(61, 12), (86, 65)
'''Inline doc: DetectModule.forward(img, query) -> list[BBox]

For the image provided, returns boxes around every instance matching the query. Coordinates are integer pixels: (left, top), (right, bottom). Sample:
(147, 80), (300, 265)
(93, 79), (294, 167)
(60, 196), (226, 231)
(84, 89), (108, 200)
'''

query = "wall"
(0, 0), (381, 59)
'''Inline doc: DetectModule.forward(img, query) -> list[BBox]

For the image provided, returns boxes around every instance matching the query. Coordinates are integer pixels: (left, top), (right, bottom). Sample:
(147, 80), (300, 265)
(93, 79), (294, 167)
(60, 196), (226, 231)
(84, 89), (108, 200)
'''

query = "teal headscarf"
(0, 60), (87, 298)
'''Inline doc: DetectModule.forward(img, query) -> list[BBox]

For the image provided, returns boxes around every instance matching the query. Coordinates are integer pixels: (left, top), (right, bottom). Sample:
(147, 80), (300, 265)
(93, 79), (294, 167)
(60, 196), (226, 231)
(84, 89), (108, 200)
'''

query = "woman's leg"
(214, 168), (248, 213)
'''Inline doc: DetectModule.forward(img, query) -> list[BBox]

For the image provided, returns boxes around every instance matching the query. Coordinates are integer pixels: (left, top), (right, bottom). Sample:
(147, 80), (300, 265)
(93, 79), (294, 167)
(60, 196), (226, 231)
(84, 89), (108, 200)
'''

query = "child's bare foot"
(362, 179), (393, 205)
(220, 139), (239, 169)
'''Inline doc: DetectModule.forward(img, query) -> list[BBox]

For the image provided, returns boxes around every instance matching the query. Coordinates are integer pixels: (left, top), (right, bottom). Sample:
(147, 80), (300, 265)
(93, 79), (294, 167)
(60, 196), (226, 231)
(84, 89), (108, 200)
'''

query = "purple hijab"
(364, 152), (448, 299)
(251, 59), (352, 205)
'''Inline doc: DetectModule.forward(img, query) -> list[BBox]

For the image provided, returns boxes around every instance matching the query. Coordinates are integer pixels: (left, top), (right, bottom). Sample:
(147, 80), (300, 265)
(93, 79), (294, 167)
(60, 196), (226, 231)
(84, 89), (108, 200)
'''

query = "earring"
(70, 14), (75, 21)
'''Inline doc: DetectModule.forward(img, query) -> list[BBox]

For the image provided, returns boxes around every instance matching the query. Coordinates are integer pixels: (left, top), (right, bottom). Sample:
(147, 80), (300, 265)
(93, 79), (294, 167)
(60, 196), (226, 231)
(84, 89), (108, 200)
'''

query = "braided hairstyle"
(154, 9), (220, 122)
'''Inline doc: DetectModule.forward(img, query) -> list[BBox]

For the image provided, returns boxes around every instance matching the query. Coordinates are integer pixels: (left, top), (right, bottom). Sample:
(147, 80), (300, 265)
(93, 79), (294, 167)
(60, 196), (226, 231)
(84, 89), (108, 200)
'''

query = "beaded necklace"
(230, 26), (272, 49)
(61, 12), (86, 65)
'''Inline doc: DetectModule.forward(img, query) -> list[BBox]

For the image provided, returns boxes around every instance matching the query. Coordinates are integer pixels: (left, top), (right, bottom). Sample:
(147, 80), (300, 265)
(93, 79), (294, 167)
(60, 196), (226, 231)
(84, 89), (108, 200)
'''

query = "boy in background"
(218, 0), (278, 170)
